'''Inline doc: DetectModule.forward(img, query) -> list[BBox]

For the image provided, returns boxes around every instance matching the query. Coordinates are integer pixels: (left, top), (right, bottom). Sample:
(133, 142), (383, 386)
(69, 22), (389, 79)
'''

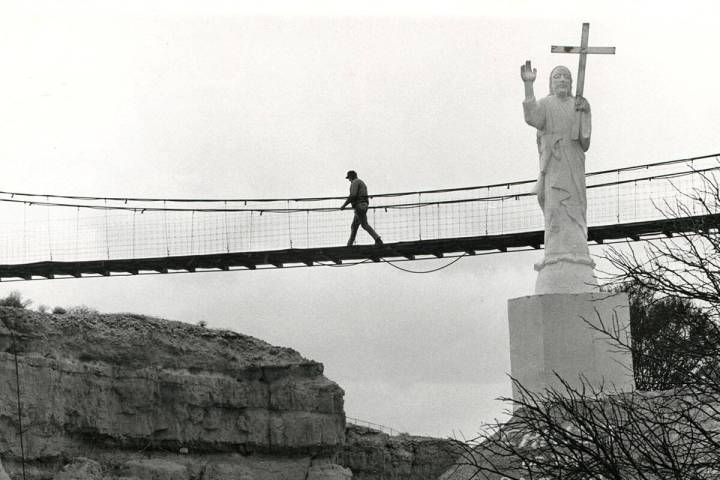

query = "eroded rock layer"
(339, 425), (457, 480)
(0, 308), (347, 479)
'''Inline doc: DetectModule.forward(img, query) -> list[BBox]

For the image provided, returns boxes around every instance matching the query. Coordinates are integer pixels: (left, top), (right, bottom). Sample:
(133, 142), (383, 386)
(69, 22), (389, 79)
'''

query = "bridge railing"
(0, 154), (717, 264)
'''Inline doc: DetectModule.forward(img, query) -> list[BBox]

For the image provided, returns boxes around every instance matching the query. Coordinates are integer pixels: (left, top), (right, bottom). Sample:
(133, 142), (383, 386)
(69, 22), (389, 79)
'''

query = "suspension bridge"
(0, 153), (717, 281)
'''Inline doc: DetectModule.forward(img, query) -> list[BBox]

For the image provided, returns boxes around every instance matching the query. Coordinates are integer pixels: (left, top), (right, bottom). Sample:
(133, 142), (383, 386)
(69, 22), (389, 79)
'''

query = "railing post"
(248, 210), (253, 251)
(132, 210), (136, 259)
(105, 200), (110, 260)
(418, 193), (422, 240)
(23, 203), (27, 263)
(633, 180), (637, 221)
(616, 170), (621, 224)
(46, 202), (53, 261)
(75, 207), (80, 262)
(691, 159), (697, 215)
(500, 197), (504, 234)
(485, 187), (489, 235)
(305, 210), (310, 249)
(224, 201), (230, 254)
(436, 202), (440, 239)
(287, 200), (293, 248)
(190, 210), (195, 256)
(164, 201), (170, 257)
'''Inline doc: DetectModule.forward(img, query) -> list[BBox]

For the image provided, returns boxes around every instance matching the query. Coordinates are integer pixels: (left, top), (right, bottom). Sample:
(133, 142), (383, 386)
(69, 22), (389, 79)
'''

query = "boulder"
(200, 457), (310, 480)
(200, 462), (255, 480)
(0, 459), (10, 480)
(54, 457), (103, 480)
(121, 459), (188, 480)
(307, 461), (353, 480)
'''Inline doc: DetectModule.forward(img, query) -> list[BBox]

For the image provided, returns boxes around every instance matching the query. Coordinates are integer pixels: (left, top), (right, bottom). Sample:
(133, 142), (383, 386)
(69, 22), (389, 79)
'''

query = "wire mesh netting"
(0, 154), (717, 265)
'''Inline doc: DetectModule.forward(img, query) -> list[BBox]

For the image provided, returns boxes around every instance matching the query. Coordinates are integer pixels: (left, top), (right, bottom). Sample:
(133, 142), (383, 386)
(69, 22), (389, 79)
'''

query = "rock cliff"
(339, 425), (457, 480)
(0, 307), (349, 479)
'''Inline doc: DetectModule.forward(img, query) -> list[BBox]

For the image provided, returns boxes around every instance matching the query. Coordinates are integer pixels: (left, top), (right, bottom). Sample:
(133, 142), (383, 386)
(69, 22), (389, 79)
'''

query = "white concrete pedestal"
(508, 292), (634, 399)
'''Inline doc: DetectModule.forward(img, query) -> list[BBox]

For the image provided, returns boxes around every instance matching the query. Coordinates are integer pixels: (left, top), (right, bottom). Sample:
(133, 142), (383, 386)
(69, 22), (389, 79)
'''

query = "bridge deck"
(1, 214), (714, 281)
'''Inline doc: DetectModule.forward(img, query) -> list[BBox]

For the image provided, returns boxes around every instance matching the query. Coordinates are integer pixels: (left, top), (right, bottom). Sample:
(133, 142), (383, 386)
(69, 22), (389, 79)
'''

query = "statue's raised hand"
(521, 60), (537, 83)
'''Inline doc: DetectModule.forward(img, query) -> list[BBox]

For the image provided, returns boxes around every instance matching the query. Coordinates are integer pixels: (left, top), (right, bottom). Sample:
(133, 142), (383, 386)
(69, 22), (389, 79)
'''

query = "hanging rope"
(382, 255), (466, 274)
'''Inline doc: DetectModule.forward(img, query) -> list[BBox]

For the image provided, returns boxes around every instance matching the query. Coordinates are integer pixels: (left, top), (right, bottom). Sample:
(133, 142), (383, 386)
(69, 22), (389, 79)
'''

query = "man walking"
(340, 170), (383, 247)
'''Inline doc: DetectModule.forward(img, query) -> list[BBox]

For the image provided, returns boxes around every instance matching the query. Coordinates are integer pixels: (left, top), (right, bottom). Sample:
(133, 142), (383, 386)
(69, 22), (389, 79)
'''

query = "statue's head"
(549, 66), (572, 98)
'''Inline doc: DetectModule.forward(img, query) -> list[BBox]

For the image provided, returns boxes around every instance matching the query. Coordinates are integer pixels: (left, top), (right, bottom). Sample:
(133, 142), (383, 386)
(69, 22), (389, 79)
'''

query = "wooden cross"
(551, 23), (615, 99)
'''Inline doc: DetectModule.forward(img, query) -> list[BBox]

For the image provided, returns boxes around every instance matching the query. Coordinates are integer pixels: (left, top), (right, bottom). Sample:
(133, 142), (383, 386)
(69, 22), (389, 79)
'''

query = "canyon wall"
(0, 307), (348, 479)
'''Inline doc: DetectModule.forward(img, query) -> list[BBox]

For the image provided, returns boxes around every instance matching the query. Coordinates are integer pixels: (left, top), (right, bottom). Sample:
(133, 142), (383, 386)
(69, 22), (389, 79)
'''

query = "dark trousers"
(348, 204), (380, 244)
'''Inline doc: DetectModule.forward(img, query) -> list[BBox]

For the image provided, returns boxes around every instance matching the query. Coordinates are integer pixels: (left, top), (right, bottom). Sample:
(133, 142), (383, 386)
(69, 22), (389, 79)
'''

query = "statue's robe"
(523, 94), (593, 269)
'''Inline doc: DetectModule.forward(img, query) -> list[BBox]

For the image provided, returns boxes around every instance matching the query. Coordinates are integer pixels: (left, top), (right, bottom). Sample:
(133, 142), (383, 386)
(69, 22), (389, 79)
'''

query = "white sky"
(1, 0), (719, 438)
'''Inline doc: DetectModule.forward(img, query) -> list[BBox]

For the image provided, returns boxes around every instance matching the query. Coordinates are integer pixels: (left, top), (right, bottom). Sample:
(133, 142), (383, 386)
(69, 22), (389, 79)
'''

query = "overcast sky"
(1, 0), (719, 438)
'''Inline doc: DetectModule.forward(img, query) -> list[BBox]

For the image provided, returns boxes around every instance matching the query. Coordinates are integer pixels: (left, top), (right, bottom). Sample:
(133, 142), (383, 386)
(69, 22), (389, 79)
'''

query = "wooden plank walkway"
(0, 213), (717, 281)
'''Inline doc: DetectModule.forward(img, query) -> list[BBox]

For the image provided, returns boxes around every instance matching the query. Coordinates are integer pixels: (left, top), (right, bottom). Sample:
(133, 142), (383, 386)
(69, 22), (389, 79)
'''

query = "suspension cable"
(0, 152), (714, 206)
(0, 164), (714, 214)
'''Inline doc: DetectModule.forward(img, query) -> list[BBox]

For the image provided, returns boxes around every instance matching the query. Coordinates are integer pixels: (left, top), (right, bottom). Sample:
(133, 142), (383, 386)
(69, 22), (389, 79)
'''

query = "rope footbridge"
(0, 153), (718, 281)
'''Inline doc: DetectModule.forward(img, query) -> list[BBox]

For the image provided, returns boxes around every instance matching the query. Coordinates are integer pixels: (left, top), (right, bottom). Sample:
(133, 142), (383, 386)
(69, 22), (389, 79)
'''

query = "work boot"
(375, 237), (384, 246)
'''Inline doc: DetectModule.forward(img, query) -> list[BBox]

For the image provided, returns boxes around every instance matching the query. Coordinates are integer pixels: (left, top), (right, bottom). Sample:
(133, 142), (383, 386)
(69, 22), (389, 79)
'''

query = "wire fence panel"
(0, 155), (717, 265)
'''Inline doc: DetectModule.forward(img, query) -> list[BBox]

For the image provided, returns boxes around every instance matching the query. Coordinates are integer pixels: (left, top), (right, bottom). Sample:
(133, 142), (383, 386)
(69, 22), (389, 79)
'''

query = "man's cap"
(345, 170), (357, 179)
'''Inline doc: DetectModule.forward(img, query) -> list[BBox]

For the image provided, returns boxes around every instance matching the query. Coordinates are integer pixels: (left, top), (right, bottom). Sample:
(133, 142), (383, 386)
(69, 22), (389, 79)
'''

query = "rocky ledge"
(0, 307), (348, 479)
(339, 424), (457, 480)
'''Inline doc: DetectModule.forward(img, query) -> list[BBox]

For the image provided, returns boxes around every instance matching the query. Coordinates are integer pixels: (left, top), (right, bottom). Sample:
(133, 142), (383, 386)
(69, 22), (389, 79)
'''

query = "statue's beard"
(554, 86), (570, 97)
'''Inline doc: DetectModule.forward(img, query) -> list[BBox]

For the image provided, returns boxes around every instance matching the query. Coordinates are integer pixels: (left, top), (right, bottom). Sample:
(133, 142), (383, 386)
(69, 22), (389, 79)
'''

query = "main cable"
(0, 164), (714, 214)
(0, 152), (714, 207)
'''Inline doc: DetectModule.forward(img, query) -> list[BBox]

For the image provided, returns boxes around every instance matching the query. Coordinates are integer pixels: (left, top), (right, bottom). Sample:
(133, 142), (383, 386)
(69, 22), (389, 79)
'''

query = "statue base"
(534, 254), (598, 294)
(437, 293), (635, 480)
(507, 292), (634, 400)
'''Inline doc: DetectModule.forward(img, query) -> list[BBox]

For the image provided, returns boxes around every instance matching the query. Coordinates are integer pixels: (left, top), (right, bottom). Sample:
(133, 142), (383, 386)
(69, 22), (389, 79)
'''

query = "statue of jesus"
(521, 61), (597, 294)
